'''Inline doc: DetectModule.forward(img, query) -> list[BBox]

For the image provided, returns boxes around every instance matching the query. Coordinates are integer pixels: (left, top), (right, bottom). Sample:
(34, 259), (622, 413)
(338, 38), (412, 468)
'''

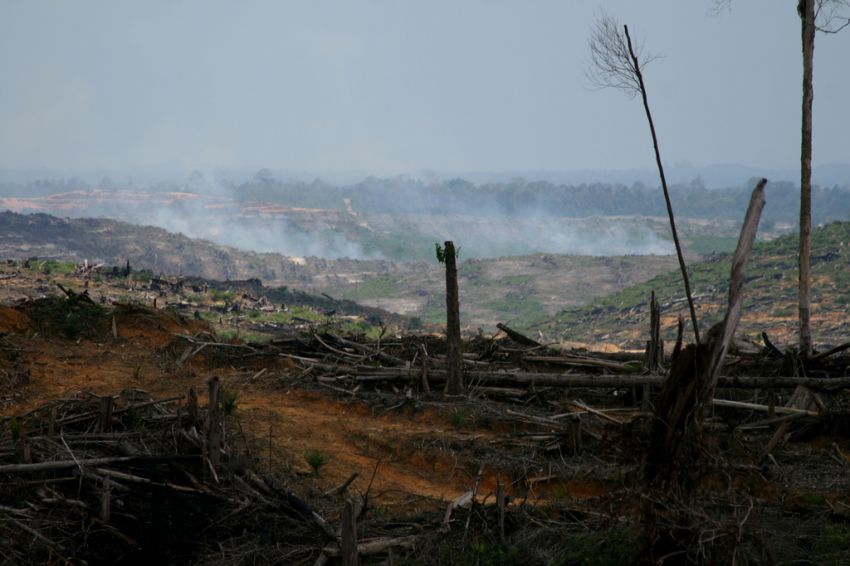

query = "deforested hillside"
(0, 210), (424, 286)
(537, 221), (850, 350)
(0, 211), (681, 331)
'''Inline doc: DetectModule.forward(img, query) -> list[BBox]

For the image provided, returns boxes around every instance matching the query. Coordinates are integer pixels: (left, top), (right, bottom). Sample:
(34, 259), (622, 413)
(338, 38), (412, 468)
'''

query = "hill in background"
(536, 221), (850, 351)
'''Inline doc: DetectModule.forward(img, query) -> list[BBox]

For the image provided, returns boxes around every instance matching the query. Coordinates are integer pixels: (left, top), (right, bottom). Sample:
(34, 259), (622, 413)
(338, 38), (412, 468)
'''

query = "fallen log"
(523, 355), (634, 371)
(322, 536), (417, 558)
(343, 369), (850, 391)
(326, 333), (405, 366)
(712, 398), (819, 417)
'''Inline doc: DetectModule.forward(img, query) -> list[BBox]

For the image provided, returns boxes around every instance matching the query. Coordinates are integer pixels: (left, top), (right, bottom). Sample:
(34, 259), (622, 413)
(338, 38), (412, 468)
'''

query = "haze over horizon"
(2, 1), (849, 177)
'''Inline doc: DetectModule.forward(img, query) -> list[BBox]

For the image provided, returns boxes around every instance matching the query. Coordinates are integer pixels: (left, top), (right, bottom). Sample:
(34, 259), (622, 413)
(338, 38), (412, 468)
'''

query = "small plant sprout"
(222, 390), (239, 416)
(304, 448), (327, 476)
(450, 408), (470, 430)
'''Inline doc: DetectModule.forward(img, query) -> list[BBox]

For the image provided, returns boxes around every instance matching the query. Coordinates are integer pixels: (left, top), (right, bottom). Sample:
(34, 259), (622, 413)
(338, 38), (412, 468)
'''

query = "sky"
(1, 0), (849, 177)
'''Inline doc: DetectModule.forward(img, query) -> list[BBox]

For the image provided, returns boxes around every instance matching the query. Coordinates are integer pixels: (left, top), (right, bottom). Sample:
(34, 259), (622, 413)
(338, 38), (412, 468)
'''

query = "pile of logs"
(0, 387), (330, 564)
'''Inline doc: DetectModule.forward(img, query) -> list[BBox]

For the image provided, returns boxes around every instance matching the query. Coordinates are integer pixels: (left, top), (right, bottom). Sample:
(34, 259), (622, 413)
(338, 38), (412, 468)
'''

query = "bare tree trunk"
(443, 241), (464, 395)
(799, 0), (815, 356)
(624, 26), (700, 347)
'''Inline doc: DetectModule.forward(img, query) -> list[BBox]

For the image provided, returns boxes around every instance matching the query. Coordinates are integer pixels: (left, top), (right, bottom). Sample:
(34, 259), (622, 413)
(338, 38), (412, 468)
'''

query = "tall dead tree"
(715, 0), (850, 355)
(588, 14), (701, 346)
(798, 0), (816, 355)
(437, 241), (464, 395)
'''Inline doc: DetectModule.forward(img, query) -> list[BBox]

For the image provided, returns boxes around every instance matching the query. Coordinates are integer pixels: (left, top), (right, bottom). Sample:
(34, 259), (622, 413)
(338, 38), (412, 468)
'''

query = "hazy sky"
(1, 0), (848, 175)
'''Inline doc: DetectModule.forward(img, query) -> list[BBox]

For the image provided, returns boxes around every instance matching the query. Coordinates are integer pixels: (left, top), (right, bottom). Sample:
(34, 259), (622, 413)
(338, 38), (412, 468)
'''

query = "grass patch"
(211, 289), (236, 302)
(499, 274), (534, 286)
(344, 275), (400, 301)
(483, 294), (548, 329)
(34, 259), (76, 275)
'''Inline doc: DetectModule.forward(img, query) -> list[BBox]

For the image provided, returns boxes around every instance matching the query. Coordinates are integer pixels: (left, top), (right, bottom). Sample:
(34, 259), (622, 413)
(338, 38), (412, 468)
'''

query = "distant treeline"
(3, 175), (850, 225)
(235, 175), (850, 225)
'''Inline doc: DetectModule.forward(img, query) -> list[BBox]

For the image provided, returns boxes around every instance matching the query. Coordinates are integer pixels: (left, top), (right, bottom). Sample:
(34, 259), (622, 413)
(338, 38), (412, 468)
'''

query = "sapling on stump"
(437, 241), (464, 395)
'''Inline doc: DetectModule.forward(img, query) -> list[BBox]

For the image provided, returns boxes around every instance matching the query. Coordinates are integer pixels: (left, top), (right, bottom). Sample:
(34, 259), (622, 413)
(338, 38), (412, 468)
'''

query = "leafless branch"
(815, 0), (850, 33)
(586, 12), (660, 98)
(718, 0), (848, 34)
(815, 0), (850, 34)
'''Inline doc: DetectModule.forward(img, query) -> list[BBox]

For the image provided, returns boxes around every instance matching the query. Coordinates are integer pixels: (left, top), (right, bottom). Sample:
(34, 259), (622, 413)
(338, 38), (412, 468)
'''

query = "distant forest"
(3, 175), (850, 226)
(233, 175), (850, 226)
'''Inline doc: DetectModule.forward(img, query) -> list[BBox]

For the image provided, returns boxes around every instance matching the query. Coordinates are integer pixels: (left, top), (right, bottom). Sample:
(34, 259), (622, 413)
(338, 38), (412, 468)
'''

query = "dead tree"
(715, 0), (850, 355)
(588, 14), (701, 346)
(642, 291), (663, 373)
(644, 179), (767, 489)
(437, 241), (464, 395)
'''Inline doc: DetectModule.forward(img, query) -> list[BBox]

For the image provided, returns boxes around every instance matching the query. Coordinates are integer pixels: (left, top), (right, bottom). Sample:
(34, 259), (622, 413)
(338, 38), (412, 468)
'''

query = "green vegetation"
(304, 448), (327, 476)
(29, 296), (108, 339)
(35, 259), (76, 275)
(344, 275), (399, 301)
(131, 269), (154, 283)
(450, 408), (471, 429)
(484, 294), (547, 330)
(222, 390), (239, 416)
(357, 227), (434, 260)
(211, 289), (236, 302)
(553, 526), (642, 566)
(499, 274), (534, 286)
(684, 235), (739, 255)
(813, 523), (850, 565)
(458, 542), (519, 566)
(540, 221), (850, 345)
(9, 417), (22, 442)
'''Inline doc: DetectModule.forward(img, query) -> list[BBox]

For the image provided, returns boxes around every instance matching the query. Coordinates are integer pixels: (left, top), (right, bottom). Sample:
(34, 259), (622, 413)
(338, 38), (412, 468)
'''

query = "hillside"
(537, 221), (850, 350)
(323, 253), (679, 332)
(0, 211), (680, 331)
(0, 257), (407, 341)
(0, 210), (425, 286)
